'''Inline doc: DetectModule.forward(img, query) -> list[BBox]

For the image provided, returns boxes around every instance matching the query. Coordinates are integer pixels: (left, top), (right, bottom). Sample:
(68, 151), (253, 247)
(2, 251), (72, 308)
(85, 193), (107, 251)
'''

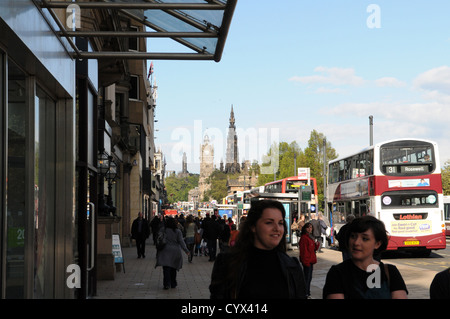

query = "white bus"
(328, 138), (446, 256)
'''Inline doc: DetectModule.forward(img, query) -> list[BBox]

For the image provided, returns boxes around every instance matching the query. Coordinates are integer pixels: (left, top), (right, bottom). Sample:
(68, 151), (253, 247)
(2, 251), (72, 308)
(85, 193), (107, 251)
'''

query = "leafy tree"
(442, 160), (450, 195)
(205, 169), (240, 202)
(258, 141), (304, 186)
(257, 130), (338, 210)
(165, 174), (199, 204)
(303, 130), (338, 208)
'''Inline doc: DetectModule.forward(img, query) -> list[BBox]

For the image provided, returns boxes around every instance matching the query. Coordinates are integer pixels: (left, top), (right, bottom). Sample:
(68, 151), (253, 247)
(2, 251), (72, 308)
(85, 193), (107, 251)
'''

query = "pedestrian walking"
(155, 217), (190, 289)
(184, 215), (197, 262)
(203, 214), (220, 261)
(130, 212), (150, 258)
(310, 213), (323, 252)
(150, 215), (161, 245)
(228, 224), (239, 247)
(318, 212), (330, 249)
(429, 267), (450, 299)
(209, 199), (307, 299)
(299, 222), (319, 298)
(218, 217), (231, 253)
(323, 216), (408, 299)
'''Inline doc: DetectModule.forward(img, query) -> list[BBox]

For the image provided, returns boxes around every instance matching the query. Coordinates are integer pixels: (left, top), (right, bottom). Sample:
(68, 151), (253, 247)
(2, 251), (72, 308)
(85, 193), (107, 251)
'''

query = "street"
(95, 238), (450, 300)
(381, 237), (450, 273)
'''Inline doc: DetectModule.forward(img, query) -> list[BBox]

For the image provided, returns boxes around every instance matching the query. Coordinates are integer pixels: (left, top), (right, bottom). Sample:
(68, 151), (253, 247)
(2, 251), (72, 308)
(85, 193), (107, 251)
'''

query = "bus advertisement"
(328, 138), (446, 256)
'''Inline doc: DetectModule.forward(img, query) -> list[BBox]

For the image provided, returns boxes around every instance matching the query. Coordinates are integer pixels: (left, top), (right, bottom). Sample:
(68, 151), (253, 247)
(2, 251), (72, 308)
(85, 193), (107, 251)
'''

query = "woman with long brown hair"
(209, 200), (306, 299)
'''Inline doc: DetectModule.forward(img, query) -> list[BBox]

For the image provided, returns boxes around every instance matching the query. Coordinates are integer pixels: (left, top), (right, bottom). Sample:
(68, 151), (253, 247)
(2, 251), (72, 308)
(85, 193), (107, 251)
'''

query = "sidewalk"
(94, 241), (435, 299)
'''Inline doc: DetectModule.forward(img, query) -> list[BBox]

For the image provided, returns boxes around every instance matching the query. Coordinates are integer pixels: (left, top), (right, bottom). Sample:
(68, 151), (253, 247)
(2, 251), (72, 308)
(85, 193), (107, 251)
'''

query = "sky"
(147, 0), (450, 174)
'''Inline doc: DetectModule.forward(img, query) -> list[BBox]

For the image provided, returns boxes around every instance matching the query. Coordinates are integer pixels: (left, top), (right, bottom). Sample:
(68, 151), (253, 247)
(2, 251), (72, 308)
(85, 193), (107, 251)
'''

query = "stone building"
(0, 0), (236, 299)
(198, 135), (214, 200)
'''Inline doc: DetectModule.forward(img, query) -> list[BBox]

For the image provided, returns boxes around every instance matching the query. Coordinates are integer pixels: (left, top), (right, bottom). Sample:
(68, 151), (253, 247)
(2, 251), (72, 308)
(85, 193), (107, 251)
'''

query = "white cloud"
(315, 87), (347, 94)
(413, 65), (450, 95)
(289, 66), (366, 86)
(327, 101), (448, 124)
(375, 77), (407, 87)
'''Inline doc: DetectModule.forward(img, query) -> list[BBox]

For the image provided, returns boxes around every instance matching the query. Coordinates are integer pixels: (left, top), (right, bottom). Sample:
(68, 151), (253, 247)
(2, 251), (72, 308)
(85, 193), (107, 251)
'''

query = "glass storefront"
(34, 86), (56, 298)
(1, 53), (74, 298)
(5, 60), (27, 298)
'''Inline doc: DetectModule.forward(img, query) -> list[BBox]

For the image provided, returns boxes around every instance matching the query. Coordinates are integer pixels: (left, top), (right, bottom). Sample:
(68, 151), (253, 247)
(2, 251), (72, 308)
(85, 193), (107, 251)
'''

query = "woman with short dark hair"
(323, 215), (408, 299)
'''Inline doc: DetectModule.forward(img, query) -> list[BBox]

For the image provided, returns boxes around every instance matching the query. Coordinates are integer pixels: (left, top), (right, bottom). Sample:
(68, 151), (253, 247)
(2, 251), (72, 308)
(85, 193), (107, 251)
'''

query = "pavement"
(94, 240), (437, 300)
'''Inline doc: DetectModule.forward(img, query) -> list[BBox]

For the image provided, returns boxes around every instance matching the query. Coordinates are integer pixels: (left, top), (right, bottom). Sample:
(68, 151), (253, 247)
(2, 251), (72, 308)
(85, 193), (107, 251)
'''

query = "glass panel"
(34, 86), (56, 298)
(380, 140), (435, 176)
(6, 60), (27, 298)
(87, 89), (94, 166)
(0, 53), (3, 297)
(119, 0), (227, 54)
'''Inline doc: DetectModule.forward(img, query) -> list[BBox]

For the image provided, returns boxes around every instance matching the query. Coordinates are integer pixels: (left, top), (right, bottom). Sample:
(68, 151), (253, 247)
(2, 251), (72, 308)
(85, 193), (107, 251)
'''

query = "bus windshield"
(380, 140), (435, 176)
(286, 180), (309, 192)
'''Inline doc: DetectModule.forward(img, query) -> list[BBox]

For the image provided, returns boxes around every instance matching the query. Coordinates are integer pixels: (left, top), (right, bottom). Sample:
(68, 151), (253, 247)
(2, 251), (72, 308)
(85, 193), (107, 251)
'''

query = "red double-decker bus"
(264, 176), (318, 206)
(328, 138), (446, 256)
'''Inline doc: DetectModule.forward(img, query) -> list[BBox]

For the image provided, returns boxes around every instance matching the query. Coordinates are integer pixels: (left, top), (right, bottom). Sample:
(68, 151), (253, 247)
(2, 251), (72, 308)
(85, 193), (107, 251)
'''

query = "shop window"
(129, 75), (139, 100)
(129, 26), (139, 51)
(5, 60), (27, 298)
(34, 86), (56, 298)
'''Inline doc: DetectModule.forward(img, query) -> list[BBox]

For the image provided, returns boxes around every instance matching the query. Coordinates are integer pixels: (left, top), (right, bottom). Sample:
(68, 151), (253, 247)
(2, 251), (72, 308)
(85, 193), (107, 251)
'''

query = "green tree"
(442, 160), (450, 195)
(303, 130), (338, 209)
(205, 169), (227, 201)
(258, 141), (304, 186)
(165, 174), (199, 204)
(257, 130), (338, 210)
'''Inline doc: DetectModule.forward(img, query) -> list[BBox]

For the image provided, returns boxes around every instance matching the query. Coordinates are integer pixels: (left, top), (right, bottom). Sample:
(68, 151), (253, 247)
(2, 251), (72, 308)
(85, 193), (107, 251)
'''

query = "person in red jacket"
(299, 222), (320, 298)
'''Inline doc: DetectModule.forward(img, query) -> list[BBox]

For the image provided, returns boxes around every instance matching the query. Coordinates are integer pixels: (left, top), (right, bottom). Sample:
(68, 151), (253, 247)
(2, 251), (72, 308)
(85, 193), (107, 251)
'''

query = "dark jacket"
(202, 217), (221, 240)
(310, 219), (321, 237)
(210, 250), (307, 299)
(131, 217), (150, 239)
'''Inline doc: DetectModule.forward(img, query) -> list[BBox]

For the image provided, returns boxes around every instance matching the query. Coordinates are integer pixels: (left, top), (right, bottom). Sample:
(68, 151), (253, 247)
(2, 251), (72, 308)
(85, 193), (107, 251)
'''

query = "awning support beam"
(40, 1), (226, 10)
(59, 31), (218, 38)
(72, 52), (215, 60)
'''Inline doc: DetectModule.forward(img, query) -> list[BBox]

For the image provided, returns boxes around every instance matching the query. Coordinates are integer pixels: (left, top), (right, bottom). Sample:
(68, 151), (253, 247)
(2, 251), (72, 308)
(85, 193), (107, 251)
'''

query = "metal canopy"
(37, 0), (237, 62)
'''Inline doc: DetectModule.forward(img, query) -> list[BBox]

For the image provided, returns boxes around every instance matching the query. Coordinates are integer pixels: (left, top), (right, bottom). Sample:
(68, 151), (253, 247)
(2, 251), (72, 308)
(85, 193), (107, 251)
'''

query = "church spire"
(225, 104), (240, 174)
(229, 104), (235, 128)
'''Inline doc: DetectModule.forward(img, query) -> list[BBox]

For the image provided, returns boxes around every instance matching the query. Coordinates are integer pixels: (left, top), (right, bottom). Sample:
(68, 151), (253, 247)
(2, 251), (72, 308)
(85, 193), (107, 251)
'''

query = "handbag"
(156, 228), (167, 250)
(194, 231), (202, 245)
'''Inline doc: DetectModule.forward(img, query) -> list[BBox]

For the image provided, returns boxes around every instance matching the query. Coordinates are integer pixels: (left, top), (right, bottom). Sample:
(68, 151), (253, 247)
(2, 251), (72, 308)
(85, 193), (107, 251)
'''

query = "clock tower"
(199, 134), (214, 200)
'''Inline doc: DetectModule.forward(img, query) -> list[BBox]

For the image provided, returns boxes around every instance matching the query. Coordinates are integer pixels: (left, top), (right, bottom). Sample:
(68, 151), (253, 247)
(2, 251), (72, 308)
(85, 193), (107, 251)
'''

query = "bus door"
(352, 200), (368, 217)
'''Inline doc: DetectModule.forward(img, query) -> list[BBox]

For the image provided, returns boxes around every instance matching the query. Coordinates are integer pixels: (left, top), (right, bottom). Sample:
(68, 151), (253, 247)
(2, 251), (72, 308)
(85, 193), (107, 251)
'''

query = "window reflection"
(6, 60), (27, 298)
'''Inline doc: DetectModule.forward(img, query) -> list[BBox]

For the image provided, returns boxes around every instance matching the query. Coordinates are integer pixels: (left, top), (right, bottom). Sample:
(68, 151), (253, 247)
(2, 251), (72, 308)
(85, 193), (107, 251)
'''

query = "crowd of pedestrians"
(129, 202), (449, 300)
(131, 210), (239, 291)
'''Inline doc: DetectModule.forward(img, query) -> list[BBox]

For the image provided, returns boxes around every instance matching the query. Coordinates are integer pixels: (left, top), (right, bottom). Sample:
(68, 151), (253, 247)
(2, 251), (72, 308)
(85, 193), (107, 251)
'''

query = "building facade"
(1, 1), (77, 298)
(0, 0), (237, 299)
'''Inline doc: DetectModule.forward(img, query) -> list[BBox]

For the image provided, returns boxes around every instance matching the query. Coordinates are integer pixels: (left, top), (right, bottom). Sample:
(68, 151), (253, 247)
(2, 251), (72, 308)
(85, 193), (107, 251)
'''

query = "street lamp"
(105, 158), (118, 216)
(106, 160), (117, 181)
(97, 152), (110, 175)
(97, 152), (118, 216)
